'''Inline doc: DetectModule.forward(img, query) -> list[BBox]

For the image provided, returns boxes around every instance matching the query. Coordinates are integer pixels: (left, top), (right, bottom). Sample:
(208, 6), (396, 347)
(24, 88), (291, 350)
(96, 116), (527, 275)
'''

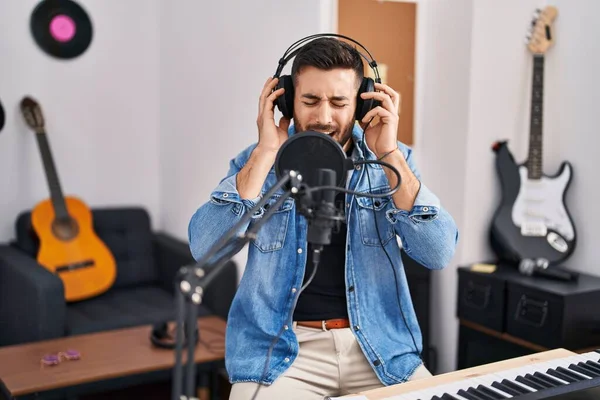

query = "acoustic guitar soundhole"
(52, 217), (80, 241)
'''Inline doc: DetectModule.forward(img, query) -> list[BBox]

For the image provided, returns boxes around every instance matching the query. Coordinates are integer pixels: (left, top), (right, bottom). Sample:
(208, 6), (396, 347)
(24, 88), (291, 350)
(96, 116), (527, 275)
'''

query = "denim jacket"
(188, 124), (459, 386)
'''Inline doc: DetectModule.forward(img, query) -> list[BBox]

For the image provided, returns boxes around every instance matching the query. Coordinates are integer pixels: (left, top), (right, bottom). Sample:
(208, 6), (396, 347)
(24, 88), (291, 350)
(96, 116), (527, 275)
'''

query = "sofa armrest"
(153, 232), (238, 320)
(0, 245), (66, 346)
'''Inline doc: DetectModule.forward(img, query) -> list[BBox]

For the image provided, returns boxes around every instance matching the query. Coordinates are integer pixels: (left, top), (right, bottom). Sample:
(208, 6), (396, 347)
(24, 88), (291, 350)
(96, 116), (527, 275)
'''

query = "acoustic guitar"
(490, 6), (576, 267)
(20, 96), (116, 302)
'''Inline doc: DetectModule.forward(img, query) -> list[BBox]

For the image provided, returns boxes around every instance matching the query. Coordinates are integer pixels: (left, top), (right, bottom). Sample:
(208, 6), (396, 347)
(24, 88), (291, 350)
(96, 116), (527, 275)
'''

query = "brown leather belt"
(296, 318), (350, 330)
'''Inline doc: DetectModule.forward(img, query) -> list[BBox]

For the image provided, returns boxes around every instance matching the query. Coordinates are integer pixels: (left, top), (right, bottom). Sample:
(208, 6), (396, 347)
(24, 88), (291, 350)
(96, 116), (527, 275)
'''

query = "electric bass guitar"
(490, 6), (576, 267)
(20, 96), (117, 302)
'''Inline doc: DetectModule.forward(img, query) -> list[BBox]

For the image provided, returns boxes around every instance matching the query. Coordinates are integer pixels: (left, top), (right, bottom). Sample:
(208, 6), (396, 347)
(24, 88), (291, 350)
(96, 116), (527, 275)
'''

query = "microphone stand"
(171, 170), (303, 400)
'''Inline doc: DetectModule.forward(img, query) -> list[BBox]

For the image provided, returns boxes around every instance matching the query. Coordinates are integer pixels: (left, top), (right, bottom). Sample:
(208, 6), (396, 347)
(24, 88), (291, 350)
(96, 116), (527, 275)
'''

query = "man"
(188, 37), (458, 399)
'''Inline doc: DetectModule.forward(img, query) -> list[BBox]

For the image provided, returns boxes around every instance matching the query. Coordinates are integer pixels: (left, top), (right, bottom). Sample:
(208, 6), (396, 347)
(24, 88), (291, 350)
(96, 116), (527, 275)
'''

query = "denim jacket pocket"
(250, 196), (295, 252)
(355, 195), (395, 246)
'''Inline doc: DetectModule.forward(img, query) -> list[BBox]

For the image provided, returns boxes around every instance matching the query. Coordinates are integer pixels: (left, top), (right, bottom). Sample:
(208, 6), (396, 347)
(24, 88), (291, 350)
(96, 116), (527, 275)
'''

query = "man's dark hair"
(291, 37), (364, 88)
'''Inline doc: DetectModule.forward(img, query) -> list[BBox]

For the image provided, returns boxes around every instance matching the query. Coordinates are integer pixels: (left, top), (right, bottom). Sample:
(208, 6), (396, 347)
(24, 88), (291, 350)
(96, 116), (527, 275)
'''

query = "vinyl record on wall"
(0, 98), (5, 133)
(30, 0), (93, 60)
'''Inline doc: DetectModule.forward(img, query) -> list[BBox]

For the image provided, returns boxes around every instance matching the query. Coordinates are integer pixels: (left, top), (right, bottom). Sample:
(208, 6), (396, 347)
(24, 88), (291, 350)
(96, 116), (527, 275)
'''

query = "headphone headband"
(274, 33), (381, 83)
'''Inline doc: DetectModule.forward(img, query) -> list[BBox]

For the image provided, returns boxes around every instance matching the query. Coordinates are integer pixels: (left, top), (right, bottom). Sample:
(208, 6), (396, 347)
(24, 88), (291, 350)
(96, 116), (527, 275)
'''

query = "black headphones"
(273, 33), (382, 121)
(150, 321), (198, 350)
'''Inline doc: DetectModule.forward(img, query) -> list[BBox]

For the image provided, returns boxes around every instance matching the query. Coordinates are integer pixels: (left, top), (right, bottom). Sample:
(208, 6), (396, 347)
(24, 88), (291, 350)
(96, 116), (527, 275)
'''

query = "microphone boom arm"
(171, 170), (303, 400)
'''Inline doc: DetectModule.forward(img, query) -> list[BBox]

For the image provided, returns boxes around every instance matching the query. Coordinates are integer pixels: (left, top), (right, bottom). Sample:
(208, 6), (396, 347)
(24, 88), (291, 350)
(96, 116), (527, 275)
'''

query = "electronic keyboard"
(342, 349), (600, 400)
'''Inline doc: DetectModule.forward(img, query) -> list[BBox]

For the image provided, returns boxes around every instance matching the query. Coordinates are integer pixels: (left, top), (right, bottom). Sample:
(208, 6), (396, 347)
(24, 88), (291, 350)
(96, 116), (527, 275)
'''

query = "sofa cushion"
(15, 206), (158, 288)
(65, 284), (210, 336)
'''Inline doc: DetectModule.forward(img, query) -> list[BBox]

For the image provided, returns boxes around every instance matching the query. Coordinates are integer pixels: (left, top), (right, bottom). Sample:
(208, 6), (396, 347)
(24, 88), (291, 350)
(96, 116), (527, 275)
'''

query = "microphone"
(305, 168), (343, 248)
(518, 258), (579, 282)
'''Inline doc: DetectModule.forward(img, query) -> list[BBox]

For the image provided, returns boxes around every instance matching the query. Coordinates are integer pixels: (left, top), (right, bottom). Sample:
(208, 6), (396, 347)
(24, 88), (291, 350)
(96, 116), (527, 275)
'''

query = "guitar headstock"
(20, 96), (46, 134)
(525, 6), (558, 55)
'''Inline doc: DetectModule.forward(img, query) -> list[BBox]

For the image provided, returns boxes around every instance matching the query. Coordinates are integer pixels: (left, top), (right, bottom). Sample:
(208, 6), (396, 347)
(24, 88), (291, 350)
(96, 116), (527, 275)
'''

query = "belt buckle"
(321, 320), (327, 331)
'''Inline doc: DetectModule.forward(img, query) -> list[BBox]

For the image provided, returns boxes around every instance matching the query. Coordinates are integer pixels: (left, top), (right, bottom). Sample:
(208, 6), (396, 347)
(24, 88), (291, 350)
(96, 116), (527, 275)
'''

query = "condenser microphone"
(518, 258), (579, 282)
(306, 168), (341, 247)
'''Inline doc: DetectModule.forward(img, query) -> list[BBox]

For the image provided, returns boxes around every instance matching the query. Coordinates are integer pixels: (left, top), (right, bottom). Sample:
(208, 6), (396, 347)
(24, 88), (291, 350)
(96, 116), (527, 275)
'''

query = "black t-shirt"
(293, 192), (348, 321)
(293, 143), (353, 321)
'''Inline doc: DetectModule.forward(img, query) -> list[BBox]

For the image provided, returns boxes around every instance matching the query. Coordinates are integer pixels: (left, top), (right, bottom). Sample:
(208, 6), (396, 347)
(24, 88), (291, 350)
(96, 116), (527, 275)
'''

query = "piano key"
(556, 366), (588, 381)
(491, 381), (522, 396)
(533, 371), (565, 386)
(584, 361), (600, 373)
(467, 375), (513, 398)
(516, 375), (546, 390)
(524, 373), (553, 388)
(500, 379), (531, 394)
(441, 394), (461, 400)
(546, 368), (578, 383)
(476, 385), (508, 399)
(568, 363), (598, 378)
(577, 362), (600, 376)
(466, 387), (495, 400)
(457, 389), (484, 400)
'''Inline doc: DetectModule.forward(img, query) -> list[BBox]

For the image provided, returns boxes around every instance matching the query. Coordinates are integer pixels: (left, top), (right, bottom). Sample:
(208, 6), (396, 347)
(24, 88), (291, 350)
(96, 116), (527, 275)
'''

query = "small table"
(0, 316), (226, 399)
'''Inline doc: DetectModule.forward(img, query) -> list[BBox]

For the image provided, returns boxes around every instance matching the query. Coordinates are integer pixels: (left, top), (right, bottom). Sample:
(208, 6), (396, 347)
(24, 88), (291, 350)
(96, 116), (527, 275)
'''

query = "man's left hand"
(358, 83), (401, 158)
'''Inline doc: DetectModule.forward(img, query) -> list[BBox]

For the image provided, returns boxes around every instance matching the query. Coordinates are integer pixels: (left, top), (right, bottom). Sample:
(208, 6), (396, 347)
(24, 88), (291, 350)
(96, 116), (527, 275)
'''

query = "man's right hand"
(256, 77), (291, 153)
(236, 77), (291, 200)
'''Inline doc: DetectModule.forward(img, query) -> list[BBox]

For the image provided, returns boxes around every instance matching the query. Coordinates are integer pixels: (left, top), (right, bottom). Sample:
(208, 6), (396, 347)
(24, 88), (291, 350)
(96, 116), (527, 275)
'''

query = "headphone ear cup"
(275, 75), (295, 119)
(356, 77), (376, 121)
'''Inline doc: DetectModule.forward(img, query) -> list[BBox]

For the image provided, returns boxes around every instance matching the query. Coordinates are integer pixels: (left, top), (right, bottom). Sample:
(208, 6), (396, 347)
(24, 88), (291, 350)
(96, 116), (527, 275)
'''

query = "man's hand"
(358, 82), (401, 158)
(237, 77), (290, 200)
(257, 77), (291, 153)
(358, 83), (420, 211)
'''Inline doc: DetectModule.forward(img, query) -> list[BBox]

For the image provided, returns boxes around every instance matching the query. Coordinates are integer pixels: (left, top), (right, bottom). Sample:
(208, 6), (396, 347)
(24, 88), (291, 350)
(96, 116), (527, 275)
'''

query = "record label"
(30, 0), (93, 59)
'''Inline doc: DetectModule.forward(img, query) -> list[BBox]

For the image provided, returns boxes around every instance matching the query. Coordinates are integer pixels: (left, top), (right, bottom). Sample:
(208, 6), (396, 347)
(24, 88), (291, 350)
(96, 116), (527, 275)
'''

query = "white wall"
(411, 0), (473, 373)
(0, 0), (161, 240)
(158, 0), (327, 273)
(423, 0), (600, 373)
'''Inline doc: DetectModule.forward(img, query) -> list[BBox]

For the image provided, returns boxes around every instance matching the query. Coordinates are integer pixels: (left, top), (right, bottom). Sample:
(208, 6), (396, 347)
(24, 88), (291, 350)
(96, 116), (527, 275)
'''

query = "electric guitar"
(20, 96), (117, 302)
(490, 6), (576, 267)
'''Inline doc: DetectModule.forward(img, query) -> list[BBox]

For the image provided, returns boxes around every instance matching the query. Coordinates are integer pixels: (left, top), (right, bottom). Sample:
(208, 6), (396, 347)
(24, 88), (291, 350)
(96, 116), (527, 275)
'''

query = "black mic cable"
(359, 122), (423, 364)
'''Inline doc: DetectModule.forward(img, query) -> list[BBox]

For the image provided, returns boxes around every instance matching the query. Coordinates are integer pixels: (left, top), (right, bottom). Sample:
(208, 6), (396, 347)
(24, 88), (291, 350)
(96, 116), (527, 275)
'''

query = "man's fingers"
(373, 83), (401, 113)
(259, 87), (285, 123)
(259, 77), (280, 115)
(361, 91), (395, 114)
(361, 106), (396, 125)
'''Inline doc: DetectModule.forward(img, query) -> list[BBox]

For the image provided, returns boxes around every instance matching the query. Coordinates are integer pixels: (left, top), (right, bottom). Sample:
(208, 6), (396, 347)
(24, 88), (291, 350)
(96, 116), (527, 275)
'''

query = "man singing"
(188, 36), (458, 399)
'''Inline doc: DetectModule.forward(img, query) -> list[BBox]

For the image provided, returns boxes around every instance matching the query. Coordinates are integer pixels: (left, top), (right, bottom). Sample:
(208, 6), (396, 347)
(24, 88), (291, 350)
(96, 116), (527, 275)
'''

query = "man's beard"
(294, 118), (355, 149)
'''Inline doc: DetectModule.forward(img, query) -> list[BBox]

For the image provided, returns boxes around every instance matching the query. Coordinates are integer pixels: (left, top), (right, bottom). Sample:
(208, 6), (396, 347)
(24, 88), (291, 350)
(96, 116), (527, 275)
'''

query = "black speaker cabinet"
(457, 263), (600, 369)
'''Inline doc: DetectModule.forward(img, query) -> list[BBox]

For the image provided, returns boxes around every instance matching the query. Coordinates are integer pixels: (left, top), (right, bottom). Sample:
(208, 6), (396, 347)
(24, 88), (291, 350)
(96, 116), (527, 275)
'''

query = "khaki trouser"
(229, 323), (432, 400)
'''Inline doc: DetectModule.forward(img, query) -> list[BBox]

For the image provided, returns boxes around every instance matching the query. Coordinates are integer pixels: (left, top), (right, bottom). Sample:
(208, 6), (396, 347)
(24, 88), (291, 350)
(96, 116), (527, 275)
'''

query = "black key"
(477, 385), (507, 399)
(432, 396), (442, 400)
(492, 381), (523, 396)
(585, 360), (600, 374)
(441, 394), (461, 400)
(457, 389), (482, 400)
(557, 366), (586, 381)
(594, 349), (600, 354)
(516, 375), (546, 390)
(501, 379), (531, 394)
(525, 373), (553, 388)
(533, 371), (564, 386)
(569, 363), (597, 378)
(579, 361), (600, 375)
(547, 368), (578, 383)
(467, 387), (496, 400)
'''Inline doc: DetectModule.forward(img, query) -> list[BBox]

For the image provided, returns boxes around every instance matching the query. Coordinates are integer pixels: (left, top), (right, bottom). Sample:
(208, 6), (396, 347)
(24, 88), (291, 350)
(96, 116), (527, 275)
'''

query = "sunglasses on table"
(40, 349), (81, 367)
